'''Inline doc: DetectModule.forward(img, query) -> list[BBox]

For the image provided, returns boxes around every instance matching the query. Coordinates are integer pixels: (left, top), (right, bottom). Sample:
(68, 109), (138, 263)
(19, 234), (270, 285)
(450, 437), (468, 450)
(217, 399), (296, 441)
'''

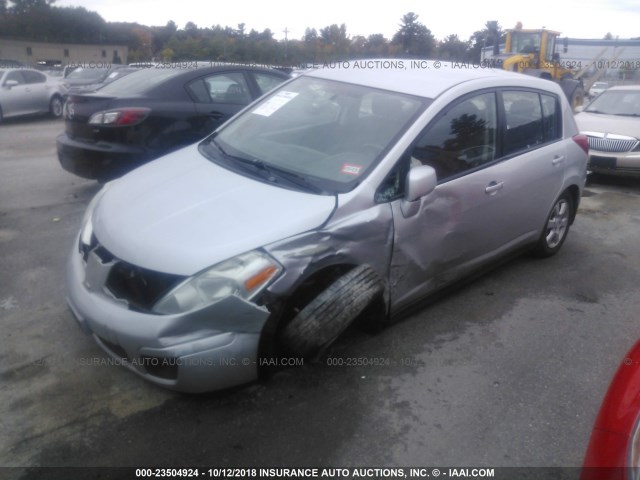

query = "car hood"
(575, 112), (640, 139)
(92, 144), (337, 276)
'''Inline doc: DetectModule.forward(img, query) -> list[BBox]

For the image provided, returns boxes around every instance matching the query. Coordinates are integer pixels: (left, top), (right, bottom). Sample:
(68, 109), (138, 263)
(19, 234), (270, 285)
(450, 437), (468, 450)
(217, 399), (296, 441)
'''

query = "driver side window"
(411, 92), (497, 182)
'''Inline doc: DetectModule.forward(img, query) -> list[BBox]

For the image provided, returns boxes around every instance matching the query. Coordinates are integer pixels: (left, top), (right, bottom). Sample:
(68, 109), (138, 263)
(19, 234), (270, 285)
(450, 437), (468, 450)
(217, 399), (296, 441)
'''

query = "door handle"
(208, 111), (224, 119)
(552, 155), (565, 166)
(485, 181), (504, 194)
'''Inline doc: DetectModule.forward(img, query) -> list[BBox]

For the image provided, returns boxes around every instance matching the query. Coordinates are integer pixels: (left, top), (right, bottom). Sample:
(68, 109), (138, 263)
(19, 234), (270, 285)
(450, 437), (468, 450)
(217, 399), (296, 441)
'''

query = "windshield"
(586, 90), (640, 116)
(201, 76), (427, 194)
(511, 32), (542, 54)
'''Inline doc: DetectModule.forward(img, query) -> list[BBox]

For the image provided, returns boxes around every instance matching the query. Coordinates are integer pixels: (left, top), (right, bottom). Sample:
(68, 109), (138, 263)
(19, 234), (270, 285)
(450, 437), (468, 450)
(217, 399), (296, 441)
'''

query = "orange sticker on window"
(341, 164), (363, 176)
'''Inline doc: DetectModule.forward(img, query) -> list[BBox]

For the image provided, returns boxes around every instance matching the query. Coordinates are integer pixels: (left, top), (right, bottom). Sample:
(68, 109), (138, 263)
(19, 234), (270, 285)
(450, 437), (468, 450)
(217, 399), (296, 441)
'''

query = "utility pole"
(283, 27), (289, 63)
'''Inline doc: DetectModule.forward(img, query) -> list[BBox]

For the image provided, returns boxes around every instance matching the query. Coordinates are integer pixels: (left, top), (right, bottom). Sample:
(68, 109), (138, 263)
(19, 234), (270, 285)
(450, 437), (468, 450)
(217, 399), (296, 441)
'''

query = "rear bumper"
(588, 150), (640, 177)
(57, 133), (148, 181)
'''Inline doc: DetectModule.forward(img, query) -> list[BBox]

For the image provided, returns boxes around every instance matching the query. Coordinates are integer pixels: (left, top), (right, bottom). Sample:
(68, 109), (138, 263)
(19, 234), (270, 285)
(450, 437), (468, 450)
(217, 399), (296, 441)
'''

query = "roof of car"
(607, 85), (640, 91)
(306, 59), (553, 99)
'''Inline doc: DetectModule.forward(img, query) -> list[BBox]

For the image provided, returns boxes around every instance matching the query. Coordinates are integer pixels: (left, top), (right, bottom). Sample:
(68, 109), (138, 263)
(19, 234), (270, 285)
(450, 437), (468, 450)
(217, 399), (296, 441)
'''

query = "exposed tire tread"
(281, 265), (383, 358)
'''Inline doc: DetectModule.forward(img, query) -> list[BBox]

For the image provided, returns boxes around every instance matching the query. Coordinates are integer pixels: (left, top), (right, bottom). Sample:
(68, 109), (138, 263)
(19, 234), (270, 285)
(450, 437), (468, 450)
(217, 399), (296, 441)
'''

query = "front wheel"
(49, 96), (63, 118)
(533, 192), (573, 257)
(280, 265), (384, 359)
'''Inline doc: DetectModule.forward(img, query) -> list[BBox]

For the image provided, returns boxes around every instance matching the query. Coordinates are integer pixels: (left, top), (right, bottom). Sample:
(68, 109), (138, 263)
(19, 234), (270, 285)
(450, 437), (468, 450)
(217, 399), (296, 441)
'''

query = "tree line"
(0, 0), (507, 65)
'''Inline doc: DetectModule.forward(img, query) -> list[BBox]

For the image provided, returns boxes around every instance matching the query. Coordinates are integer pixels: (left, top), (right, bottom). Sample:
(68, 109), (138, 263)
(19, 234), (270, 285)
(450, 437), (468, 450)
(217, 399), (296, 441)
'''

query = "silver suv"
(66, 61), (589, 392)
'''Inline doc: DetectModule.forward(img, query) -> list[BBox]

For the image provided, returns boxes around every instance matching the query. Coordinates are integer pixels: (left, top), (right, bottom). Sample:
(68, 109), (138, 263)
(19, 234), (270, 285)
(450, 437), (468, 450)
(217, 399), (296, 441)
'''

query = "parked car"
(0, 59), (25, 68)
(588, 81), (610, 98)
(66, 61), (588, 392)
(0, 68), (65, 123)
(575, 85), (640, 177)
(582, 340), (640, 479)
(57, 65), (290, 181)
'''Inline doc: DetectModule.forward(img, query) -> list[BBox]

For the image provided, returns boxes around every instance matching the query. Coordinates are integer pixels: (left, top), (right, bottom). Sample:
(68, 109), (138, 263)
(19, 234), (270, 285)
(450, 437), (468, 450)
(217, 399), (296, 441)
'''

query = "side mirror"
(405, 165), (437, 202)
(574, 105), (585, 113)
(3, 80), (19, 89)
(401, 165), (437, 218)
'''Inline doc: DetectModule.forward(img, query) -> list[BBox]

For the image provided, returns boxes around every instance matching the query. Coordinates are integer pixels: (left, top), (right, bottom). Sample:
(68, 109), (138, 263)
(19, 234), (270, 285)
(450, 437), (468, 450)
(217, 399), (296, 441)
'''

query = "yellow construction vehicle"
(492, 26), (585, 108)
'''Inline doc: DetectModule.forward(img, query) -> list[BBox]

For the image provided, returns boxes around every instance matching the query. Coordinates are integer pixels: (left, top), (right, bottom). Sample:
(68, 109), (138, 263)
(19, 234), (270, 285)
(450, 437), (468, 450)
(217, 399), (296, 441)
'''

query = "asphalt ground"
(1, 117), (640, 477)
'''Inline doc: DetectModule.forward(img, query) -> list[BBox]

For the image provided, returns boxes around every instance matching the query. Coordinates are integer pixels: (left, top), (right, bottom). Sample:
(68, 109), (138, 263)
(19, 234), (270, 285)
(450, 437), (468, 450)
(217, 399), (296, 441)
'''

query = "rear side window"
(503, 90), (561, 155)
(203, 72), (251, 104)
(410, 92), (497, 182)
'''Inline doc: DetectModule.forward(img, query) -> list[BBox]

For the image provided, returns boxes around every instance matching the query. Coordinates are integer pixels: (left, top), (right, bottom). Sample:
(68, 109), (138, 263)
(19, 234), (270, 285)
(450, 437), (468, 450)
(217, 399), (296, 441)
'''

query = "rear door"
(496, 89), (566, 236)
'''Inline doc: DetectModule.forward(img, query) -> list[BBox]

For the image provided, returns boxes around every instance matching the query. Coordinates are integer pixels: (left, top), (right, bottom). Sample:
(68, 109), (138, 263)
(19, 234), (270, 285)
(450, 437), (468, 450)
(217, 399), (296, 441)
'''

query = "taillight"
(88, 107), (150, 126)
(573, 134), (589, 155)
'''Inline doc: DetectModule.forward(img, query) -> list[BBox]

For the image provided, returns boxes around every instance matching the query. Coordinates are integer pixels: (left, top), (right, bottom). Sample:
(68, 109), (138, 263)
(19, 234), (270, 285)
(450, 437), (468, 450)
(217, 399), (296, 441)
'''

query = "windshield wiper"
(232, 156), (327, 194)
(616, 112), (640, 117)
(209, 137), (227, 156)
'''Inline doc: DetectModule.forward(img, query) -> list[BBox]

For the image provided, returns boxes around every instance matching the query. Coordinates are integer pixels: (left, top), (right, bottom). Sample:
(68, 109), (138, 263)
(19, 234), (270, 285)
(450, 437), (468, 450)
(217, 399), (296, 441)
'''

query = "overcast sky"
(55, 0), (640, 41)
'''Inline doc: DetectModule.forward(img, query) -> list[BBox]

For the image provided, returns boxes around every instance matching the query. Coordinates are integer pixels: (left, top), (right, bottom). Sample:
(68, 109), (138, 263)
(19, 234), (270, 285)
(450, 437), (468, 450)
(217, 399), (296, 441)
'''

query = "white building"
(0, 38), (128, 67)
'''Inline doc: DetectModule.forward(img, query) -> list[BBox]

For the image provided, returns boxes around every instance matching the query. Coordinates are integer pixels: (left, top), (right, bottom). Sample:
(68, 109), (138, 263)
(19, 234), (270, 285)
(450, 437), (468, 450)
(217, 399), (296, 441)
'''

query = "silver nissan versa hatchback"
(66, 60), (589, 392)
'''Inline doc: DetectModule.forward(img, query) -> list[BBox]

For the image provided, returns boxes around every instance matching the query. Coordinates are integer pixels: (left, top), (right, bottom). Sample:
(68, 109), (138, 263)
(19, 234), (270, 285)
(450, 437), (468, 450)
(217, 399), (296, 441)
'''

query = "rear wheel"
(533, 192), (573, 257)
(280, 265), (384, 359)
(49, 96), (63, 118)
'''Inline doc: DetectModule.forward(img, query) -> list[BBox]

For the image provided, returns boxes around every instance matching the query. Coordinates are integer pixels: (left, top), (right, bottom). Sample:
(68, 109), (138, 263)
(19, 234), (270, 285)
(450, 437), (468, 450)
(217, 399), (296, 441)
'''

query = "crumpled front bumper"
(65, 240), (271, 393)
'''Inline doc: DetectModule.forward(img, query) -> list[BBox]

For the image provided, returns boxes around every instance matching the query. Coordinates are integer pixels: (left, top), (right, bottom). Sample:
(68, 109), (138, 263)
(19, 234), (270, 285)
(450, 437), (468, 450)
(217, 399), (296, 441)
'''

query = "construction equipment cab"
(498, 26), (584, 108)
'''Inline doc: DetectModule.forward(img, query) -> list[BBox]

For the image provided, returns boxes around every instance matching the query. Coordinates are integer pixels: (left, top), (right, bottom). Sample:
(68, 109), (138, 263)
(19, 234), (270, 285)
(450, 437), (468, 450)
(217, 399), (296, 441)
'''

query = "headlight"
(79, 182), (112, 249)
(152, 251), (282, 315)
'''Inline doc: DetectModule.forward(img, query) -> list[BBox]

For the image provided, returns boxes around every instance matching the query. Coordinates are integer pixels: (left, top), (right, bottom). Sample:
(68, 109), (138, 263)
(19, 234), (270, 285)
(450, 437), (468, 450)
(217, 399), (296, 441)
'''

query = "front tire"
(280, 265), (384, 359)
(533, 192), (573, 257)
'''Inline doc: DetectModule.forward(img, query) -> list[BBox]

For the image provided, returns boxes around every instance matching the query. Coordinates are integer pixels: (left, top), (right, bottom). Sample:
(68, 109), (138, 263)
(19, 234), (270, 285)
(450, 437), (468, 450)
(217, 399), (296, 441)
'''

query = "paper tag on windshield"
(341, 164), (363, 176)
(252, 91), (298, 117)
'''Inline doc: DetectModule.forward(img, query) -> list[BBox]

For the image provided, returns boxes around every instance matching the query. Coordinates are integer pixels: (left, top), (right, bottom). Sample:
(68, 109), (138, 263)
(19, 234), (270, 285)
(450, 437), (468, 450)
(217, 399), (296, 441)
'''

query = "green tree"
(437, 34), (470, 61)
(319, 23), (350, 60)
(392, 12), (435, 57)
(468, 20), (505, 63)
(364, 34), (389, 57)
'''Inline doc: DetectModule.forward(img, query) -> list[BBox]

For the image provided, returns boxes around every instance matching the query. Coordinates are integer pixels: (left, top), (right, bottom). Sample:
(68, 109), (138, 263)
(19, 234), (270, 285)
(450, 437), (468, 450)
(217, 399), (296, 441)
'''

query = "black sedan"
(57, 65), (289, 181)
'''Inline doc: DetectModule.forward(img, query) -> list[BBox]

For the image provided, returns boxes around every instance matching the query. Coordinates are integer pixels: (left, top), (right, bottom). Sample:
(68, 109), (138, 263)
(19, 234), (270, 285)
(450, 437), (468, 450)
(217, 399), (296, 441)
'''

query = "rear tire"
(533, 192), (573, 257)
(280, 265), (384, 359)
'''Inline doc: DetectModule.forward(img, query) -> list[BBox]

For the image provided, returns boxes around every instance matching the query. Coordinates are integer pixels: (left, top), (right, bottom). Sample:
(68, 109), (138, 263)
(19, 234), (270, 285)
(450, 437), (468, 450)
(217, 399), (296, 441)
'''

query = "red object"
(573, 133), (589, 155)
(582, 340), (640, 479)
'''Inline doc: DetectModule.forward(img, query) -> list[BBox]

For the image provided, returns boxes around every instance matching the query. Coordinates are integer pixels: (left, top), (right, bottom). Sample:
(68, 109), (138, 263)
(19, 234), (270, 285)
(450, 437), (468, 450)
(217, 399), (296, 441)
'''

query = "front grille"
(82, 237), (185, 313)
(106, 260), (185, 313)
(587, 135), (639, 153)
